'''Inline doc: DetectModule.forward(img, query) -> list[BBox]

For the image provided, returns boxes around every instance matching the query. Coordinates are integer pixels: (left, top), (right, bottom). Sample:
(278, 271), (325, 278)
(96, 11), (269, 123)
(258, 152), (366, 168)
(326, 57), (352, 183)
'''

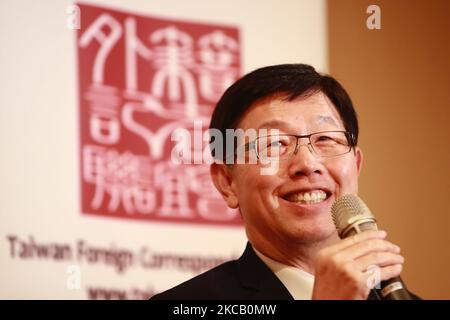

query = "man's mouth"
(282, 190), (330, 205)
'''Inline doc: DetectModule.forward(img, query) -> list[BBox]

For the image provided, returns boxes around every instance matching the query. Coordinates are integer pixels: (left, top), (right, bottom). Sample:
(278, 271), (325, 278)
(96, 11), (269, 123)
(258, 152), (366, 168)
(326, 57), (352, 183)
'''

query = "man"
(152, 64), (410, 300)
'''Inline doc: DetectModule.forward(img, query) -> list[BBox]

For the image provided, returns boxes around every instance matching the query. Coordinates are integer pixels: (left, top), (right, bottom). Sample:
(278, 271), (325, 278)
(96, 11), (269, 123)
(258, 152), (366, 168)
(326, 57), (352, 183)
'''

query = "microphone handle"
(375, 276), (412, 300)
(342, 221), (412, 300)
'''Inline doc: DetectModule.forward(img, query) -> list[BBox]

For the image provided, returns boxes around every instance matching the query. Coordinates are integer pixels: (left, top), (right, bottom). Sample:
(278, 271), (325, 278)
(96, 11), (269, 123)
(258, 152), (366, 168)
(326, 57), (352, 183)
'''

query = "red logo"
(77, 3), (242, 225)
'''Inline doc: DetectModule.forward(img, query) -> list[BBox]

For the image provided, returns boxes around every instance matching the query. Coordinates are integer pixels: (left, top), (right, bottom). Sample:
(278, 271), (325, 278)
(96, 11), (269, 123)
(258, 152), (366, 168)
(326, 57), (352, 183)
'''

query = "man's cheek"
(332, 163), (359, 194)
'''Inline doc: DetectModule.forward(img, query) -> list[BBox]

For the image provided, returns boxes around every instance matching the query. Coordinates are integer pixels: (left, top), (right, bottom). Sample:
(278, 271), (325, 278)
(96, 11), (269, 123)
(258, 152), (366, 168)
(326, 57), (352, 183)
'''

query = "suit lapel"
(235, 242), (381, 300)
(236, 242), (294, 300)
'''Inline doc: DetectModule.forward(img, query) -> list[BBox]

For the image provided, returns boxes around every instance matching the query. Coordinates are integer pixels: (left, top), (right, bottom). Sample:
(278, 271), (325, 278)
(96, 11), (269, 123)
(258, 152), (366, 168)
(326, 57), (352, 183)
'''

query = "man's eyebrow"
(316, 115), (338, 125)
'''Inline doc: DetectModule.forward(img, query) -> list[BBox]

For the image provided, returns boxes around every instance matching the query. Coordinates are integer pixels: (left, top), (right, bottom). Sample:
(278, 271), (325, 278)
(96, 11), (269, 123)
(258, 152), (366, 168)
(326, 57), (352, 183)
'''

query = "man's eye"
(269, 140), (282, 147)
(317, 135), (333, 141)
(314, 135), (341, 146)
(268, 139), (289, 148)
(314, 134), (347, 146)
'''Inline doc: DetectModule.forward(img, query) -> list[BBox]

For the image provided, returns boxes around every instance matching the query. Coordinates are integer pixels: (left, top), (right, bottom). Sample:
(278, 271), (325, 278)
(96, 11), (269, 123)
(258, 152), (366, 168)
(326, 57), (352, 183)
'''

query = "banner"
(77, 3), (242, 226)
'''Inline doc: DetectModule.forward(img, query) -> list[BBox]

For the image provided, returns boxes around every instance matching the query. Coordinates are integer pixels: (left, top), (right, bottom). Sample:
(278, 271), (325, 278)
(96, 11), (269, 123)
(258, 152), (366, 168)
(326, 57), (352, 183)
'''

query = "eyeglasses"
(246, 131), (354, 161)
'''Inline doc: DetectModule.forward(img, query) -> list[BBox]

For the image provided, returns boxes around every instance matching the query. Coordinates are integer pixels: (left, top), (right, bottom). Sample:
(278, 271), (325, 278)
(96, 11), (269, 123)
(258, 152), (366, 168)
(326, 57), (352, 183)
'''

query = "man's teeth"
(285, 191), (327, 204)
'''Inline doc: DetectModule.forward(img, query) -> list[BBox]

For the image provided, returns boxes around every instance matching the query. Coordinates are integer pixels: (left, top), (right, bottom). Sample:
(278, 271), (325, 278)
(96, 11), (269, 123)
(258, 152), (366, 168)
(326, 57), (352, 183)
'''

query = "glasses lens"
(254, 132), (351, 161)
(310, 131), (351, 157)
(257, 135), (295, 159)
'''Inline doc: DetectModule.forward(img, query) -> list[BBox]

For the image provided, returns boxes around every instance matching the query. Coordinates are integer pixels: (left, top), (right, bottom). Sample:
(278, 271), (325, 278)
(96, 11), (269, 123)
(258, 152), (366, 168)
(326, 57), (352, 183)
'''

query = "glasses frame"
(246, 130), (355, 161)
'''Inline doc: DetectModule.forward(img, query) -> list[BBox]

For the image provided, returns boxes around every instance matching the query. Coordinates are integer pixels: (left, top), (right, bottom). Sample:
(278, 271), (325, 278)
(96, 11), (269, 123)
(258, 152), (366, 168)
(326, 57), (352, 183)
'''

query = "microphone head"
(331, 194), (376, 238)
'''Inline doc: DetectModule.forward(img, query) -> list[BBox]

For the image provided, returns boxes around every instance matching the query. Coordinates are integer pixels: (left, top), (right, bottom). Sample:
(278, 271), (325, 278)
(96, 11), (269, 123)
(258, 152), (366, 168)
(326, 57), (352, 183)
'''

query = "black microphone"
(331, 194), (412, 300)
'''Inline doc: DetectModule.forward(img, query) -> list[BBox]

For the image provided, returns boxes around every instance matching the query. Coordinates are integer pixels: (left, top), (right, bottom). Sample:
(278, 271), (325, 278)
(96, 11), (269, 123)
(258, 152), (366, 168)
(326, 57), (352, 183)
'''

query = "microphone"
(331, 194), (412, 300)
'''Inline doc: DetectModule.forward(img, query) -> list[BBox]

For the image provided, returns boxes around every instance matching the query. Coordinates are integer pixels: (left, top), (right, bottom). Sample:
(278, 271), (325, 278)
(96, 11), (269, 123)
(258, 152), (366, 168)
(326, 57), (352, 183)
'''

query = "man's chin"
(287, 227), (339, 246)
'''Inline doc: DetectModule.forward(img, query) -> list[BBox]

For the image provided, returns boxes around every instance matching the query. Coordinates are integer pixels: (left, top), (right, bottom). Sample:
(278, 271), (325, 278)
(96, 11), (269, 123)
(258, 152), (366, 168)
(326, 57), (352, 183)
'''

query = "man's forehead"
(238, 92), (343, 129)
(248, 115), (339, 131)
(316, 115), (339, 126)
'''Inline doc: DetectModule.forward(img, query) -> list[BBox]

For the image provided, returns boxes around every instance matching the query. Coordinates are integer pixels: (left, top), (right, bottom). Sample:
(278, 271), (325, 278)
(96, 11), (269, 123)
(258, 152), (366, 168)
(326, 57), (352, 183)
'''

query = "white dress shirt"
(254, 248), (315, 300)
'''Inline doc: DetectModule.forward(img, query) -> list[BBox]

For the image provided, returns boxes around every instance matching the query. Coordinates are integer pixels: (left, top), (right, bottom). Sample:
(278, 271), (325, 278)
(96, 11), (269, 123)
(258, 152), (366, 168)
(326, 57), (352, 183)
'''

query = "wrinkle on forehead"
(316, 115), (338, 126)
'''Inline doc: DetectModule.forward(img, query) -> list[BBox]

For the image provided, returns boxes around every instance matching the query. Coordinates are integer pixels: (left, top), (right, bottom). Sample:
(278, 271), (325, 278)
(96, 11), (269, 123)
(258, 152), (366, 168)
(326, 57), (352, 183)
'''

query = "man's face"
(211, 92), (363, 248)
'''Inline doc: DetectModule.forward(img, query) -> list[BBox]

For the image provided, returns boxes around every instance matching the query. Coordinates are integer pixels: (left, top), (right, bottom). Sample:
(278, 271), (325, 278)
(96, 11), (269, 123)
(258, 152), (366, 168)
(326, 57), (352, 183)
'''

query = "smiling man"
(152, 64), (409, 300)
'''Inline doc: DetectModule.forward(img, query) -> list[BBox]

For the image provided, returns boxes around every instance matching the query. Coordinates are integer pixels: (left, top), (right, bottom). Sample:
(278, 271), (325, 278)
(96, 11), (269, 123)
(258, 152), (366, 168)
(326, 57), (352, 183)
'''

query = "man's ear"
(210, 163), (239, 209)
(355, 147), (363, 176)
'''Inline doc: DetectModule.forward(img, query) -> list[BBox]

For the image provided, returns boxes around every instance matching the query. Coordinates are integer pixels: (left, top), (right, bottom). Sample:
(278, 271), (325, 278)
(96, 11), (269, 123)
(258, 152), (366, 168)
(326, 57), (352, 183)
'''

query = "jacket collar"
(236, 242), (294, 299)
(236, 242), (380, 300)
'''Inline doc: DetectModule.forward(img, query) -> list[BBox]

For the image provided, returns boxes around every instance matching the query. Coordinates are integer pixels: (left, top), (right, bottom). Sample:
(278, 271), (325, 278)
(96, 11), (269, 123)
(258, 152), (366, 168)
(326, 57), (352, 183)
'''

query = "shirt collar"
(253, 248), (315, 300)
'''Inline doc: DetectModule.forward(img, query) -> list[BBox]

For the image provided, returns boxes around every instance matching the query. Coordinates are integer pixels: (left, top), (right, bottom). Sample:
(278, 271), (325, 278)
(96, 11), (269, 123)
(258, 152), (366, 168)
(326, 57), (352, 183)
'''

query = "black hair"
(209, 63), (359, 160)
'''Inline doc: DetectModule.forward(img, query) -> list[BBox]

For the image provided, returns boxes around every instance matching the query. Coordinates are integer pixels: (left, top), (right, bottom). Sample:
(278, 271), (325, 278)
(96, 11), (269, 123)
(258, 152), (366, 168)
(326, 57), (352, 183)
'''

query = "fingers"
(313, 230), (406, 299)
(355, 251), (405, 271)
(342, 239), (401, 261)
(363, 264), (404, 290)
(379, 264), (403, 282)
(315, 230), (397, 269)
(324, 230), (387, 255)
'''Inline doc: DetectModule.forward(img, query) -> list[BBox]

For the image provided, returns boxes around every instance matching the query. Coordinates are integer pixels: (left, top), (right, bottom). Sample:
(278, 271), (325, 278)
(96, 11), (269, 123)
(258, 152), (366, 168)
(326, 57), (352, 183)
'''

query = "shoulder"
(150, 242), (292, 300)
(150, 259), (240, 300)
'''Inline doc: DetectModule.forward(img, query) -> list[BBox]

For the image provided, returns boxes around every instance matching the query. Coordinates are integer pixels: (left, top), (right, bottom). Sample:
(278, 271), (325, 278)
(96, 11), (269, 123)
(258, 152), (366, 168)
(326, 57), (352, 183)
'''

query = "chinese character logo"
(77, 3), (242, 225)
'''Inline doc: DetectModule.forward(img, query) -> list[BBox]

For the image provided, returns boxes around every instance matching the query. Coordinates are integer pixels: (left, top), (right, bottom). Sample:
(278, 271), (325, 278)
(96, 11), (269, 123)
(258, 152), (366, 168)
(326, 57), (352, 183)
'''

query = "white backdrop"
(0, 0), (327, 299)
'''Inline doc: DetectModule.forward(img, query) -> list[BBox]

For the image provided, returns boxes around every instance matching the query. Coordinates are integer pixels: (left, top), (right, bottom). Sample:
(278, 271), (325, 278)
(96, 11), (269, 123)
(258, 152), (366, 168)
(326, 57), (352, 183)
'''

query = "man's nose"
(287, 143), (322, 177)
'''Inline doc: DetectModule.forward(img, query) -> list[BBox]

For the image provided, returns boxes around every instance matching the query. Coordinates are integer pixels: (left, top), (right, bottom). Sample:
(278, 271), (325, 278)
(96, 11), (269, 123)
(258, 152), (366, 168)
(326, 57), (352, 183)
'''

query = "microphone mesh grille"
(331, 194), (375, 232)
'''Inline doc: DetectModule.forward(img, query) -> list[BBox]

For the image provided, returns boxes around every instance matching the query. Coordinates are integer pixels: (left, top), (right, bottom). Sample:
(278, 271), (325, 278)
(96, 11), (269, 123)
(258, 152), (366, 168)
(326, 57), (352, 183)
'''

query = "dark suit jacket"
(151, 242), (386, 300)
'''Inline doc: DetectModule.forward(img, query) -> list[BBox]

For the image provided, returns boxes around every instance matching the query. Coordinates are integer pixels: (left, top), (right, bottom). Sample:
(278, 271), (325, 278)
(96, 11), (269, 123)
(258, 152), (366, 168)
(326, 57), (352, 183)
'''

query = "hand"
(312, 230), (404, 300)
